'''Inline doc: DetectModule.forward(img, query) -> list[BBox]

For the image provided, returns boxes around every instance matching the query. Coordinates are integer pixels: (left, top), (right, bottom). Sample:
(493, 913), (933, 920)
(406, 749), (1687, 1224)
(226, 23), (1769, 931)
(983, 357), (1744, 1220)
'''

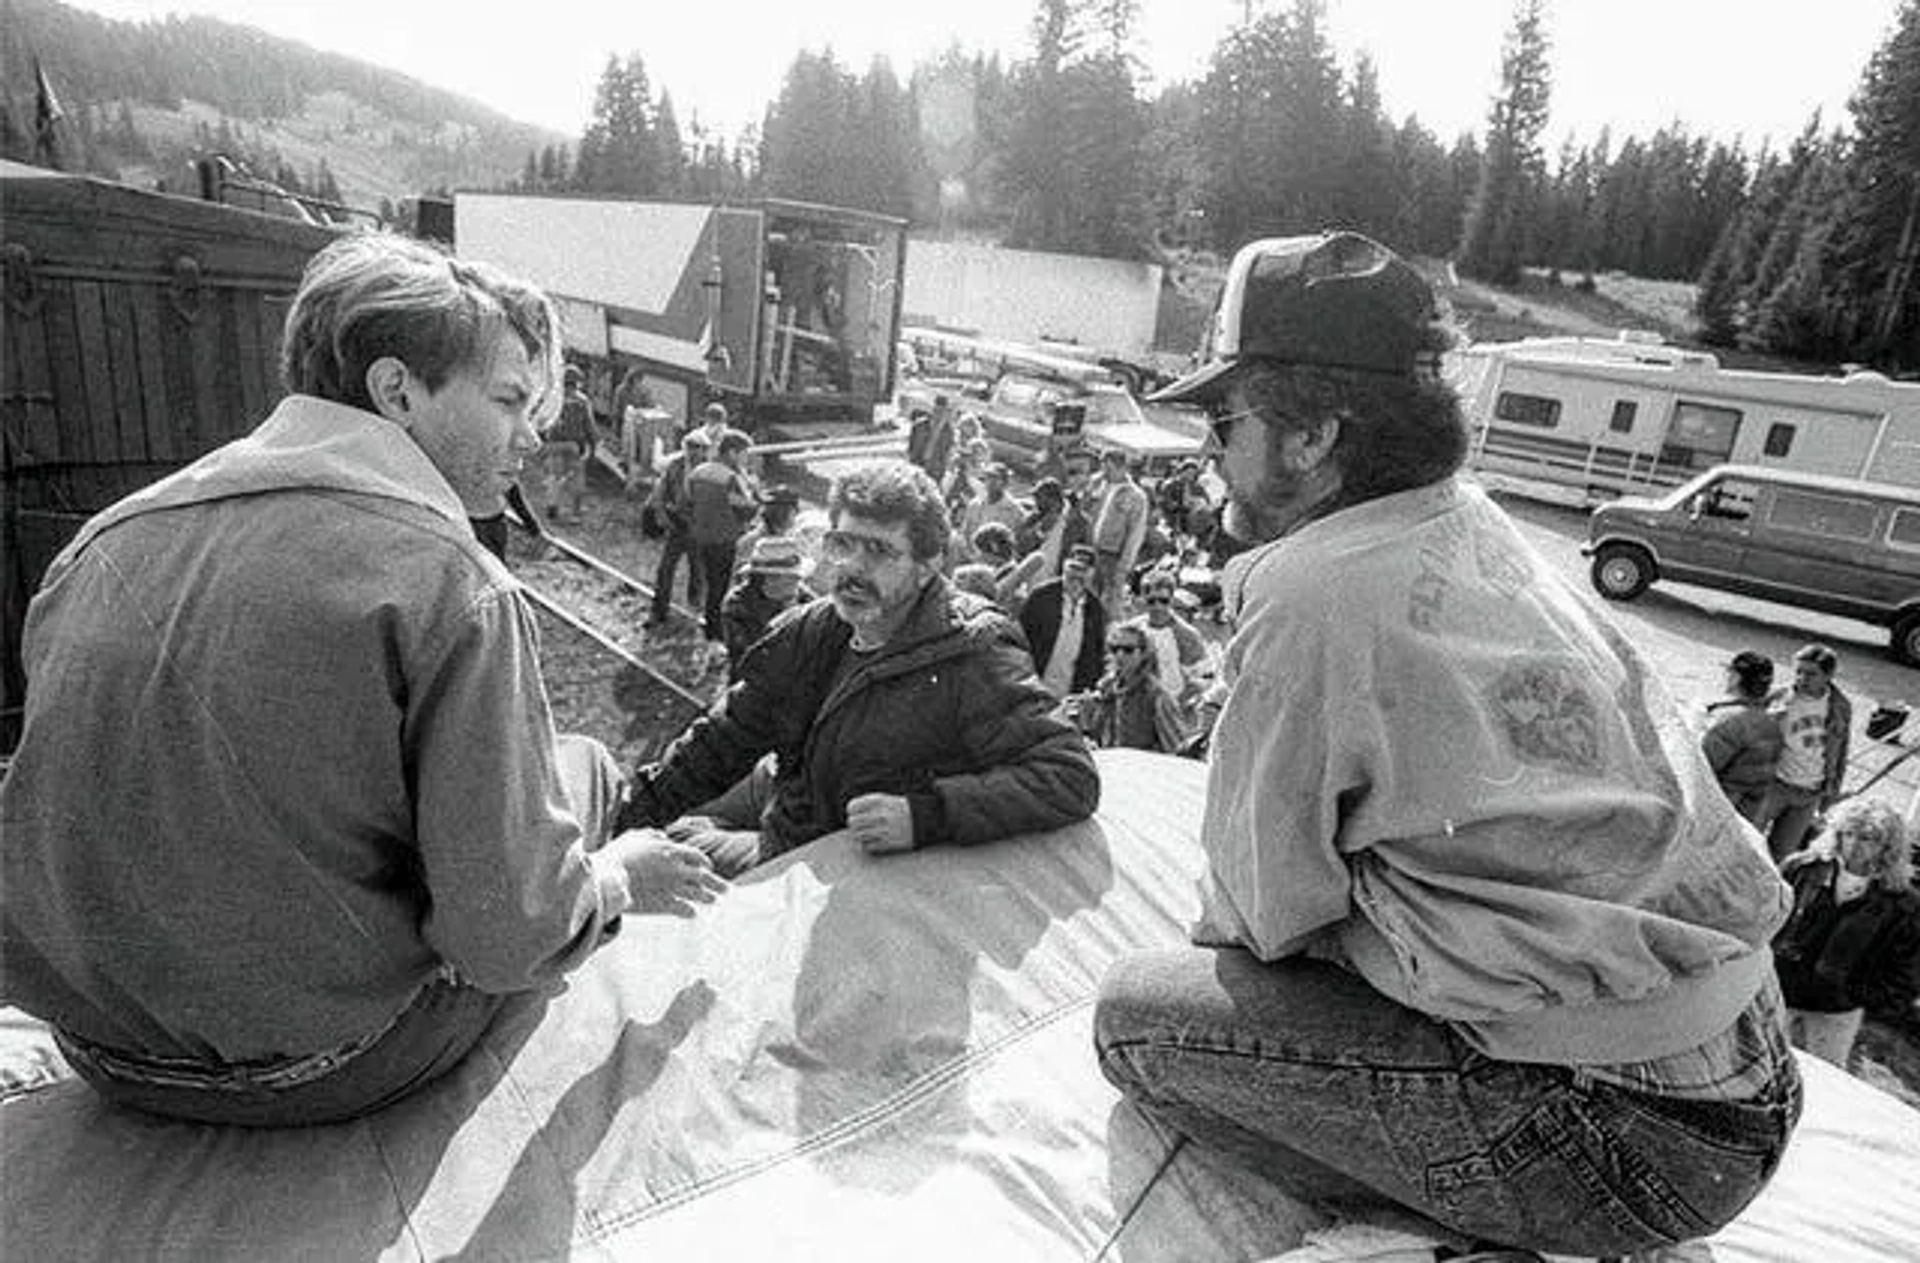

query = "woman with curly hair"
(1773, 797), (1920, 1069)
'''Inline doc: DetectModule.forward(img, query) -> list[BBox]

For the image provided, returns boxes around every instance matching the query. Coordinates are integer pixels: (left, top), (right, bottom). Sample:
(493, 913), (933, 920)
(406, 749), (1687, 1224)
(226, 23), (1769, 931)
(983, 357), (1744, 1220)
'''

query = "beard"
(1225, 462), (1314, 545)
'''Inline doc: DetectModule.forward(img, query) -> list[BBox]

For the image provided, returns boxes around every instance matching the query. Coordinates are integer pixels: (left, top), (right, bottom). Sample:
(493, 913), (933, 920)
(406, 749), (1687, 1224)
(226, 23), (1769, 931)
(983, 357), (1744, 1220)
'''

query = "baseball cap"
(744, 536), (813, 578)
(1149, 231), (1442, 406)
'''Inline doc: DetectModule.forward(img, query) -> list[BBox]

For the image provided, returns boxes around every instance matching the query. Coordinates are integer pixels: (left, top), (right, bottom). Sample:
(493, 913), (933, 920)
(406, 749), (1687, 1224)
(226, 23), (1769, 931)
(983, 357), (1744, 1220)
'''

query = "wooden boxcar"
(1, 160), (338, 749)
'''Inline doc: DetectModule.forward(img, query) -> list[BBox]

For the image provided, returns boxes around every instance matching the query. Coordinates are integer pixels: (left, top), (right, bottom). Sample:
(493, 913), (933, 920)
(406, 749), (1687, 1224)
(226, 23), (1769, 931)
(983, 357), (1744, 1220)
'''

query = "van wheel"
(1891, 613), (1920, 667)
(1590, 544), (1654, 601)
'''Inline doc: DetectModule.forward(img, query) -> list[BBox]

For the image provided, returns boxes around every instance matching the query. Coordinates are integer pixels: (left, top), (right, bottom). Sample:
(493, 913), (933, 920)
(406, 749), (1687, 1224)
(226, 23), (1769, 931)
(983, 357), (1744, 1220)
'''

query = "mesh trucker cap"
(1148, 231), (1440, 405)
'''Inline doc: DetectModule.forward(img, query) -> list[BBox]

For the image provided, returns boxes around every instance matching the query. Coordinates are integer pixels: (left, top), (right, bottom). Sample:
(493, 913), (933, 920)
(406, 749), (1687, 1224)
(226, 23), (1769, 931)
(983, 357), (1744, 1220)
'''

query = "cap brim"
(1145, 357), (1241, 405)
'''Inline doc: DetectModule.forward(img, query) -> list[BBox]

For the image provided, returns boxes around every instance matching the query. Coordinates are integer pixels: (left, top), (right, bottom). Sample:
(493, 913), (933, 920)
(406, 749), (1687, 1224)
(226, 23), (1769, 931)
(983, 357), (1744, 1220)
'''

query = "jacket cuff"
(582, 850), (631, 943)
(908, 790), (949, 849)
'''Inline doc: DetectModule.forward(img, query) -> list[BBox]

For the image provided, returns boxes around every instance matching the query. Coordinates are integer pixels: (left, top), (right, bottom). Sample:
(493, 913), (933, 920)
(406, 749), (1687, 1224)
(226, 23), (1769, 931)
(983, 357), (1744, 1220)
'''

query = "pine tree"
(1000, 0), (1084, 249)
(655, 92), (686, 196)
(1834, 0), (1920, 366)
(1458, 0), (1552, 284)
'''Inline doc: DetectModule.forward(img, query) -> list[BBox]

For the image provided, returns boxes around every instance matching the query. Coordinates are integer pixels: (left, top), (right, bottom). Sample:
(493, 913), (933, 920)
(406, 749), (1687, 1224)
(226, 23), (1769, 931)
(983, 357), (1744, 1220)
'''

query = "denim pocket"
(1524, 1085), (1789, 1248)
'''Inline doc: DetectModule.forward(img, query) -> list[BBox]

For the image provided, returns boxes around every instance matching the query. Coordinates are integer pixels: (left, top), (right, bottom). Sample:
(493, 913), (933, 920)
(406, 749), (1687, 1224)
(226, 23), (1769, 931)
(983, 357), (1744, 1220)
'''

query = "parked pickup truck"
(977, 372), (1203, 477)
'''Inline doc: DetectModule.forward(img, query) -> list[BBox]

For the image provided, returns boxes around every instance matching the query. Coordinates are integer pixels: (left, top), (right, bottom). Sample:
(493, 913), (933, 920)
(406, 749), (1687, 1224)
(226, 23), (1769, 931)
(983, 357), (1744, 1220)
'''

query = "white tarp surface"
(3, 749), (1917, 1260)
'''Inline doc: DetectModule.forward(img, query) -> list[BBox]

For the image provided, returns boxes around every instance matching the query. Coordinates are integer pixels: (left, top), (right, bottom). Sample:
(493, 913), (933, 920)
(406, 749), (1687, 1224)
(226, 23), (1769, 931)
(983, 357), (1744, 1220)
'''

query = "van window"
(1494, 392), (1561, 428)
(1763, 423), (1795, 457)
(1768, 489), (1878, 541)
(1697, 478), (1759, 521)
(1608, 400), (1637, 433)
(1891, 508), (1920, 551)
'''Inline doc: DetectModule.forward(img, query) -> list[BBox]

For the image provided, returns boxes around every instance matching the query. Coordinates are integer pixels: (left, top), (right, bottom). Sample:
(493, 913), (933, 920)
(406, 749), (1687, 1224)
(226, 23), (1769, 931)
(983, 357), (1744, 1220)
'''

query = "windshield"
(1085, 385), (1146, 427)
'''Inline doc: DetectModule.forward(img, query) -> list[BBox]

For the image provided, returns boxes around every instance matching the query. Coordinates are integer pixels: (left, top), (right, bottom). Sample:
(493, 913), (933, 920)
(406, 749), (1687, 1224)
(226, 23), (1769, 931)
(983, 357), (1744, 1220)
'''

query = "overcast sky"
(64, 0), (1902, 151)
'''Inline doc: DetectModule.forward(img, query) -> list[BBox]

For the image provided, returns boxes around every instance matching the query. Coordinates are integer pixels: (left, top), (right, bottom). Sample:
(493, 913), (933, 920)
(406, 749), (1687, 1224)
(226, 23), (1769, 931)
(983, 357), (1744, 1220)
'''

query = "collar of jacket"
(815, 576), (994, 709)
(57, 395), (470, 563)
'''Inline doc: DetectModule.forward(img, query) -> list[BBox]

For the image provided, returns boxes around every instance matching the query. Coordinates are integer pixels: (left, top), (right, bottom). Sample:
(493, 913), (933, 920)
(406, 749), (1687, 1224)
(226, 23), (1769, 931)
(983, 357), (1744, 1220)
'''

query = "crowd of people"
(1699, 642), (1920, 1073)
(7, 226), (1920, 1260)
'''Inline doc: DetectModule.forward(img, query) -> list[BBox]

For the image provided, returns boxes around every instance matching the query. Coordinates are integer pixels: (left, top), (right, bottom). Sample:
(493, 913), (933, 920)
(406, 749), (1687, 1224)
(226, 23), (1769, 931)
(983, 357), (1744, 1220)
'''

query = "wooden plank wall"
(1, 164), (337, 748)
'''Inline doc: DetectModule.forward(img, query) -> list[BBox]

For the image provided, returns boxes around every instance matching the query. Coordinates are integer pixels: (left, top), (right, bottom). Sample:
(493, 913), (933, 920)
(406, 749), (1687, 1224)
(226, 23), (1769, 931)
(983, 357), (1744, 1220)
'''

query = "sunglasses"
(1144, 594), (1173, 605)
(1206, 406), (1261, 446)
(1107, 643), (1144, 655)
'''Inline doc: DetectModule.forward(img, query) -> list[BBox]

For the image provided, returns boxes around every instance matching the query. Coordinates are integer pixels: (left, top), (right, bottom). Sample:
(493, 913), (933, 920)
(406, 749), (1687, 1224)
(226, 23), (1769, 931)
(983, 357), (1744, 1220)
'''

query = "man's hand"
(665, 815), (764, 878)
(609, 829), (728, 916)
(845, 792), (915, 856)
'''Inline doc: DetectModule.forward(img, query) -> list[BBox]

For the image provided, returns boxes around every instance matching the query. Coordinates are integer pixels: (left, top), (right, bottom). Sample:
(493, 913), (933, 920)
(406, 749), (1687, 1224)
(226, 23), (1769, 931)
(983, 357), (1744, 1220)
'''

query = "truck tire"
(1590, 543), (1655, 601)
(1891, 612), (1920, 667)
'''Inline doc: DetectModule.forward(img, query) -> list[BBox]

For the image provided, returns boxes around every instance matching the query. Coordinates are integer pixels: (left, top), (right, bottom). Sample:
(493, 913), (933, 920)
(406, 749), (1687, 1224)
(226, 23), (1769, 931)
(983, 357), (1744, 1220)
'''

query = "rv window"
(1767, 489), (1878, 541)
(1891, 509), (1920, 551)
(1763, 424), (1795, 457)
(1608, 400), (1637, 434)
(1494, 392), (1562, 429)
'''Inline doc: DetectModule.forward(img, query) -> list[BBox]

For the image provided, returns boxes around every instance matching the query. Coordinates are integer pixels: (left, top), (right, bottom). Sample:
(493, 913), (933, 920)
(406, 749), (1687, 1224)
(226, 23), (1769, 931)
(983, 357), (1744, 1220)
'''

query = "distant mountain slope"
(4, 0), (564, 207)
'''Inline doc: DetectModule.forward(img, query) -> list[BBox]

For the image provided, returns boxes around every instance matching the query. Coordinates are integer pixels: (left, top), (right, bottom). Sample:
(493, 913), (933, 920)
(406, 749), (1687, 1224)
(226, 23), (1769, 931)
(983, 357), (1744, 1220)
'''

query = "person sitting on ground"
(0, 232), (724, 1127)
(720, 535), (812, 681)
(1702, 649), (1784, 824)
(1123, 566), (1215, 716)
(1093, 230), (1799, 1259)
(1773, 798), (1920, 1070)
(1072, 623), (1190, 754)
(1019, 543), (1108, 700)
(615, 458), (1099, 878)
(1754, 642), (1854, 862)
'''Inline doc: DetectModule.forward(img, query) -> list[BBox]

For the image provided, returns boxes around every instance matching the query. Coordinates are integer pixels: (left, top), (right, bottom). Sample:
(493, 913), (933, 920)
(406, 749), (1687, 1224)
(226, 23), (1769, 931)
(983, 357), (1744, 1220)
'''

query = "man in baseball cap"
(1150, 230), (1447, 408)
(1095, 231), (1799, 1257)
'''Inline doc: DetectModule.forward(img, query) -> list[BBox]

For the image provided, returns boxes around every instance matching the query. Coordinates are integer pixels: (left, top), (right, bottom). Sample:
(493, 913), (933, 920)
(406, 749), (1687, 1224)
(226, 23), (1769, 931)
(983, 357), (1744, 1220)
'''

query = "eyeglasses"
(821, 529), (907, 565)
(1107, 643), (1144, 655)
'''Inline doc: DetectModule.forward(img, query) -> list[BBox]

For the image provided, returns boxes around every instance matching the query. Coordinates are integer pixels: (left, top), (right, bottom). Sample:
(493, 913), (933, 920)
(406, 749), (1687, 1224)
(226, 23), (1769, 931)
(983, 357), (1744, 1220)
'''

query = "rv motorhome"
(1446, 334), (1920, 507)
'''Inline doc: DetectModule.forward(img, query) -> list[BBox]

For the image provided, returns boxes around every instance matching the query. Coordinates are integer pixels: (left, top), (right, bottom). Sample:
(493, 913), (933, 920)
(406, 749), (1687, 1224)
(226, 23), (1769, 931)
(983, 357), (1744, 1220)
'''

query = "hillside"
(4, 0), (564, 209)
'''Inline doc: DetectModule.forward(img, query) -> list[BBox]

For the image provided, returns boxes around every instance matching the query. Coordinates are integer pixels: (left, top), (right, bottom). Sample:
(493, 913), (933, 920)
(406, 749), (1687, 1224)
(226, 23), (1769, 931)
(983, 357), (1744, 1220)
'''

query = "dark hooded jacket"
(620, 577), (1099, 858)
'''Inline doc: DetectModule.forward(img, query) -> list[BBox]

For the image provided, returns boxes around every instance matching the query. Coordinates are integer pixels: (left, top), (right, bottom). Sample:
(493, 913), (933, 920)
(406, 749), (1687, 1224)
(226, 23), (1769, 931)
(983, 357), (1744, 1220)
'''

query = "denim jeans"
(1753, 779), (1821, 862)
(59, 734), (624, 1128)
(1093, 949), (1801, 1258)
(1786, 1006), (1863, 1069)
(651, 527), (702, 622)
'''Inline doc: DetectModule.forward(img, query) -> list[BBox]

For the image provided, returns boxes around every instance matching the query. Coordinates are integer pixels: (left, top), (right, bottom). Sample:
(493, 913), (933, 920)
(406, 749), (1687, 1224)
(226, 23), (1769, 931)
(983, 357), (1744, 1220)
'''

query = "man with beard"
(615, 459), (1099, 877)
(1090, 232), (1800, 1258)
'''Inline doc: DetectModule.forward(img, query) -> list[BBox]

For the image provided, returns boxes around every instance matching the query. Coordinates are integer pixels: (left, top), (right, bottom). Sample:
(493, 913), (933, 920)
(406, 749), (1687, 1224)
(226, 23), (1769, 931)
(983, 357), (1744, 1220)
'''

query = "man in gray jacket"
(1, 233), (723, 1127)
(1093, 231), (1799, 1258)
